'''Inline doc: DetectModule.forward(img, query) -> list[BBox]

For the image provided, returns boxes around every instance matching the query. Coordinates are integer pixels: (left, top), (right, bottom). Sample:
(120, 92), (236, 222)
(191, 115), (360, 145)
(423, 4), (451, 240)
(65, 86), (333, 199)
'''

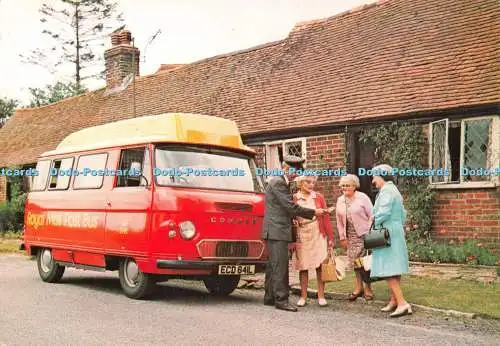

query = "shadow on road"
(59, 275), (256, 305)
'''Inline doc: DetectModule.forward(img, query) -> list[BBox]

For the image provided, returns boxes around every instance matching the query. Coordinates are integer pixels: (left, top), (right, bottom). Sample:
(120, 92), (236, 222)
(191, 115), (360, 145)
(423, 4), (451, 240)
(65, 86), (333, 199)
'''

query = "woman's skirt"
(346, 221), (365, 270)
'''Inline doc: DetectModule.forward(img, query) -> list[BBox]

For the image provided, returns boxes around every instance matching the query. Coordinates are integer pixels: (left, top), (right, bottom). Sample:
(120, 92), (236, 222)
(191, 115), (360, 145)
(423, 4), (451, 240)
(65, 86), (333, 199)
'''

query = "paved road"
(0, 255), (498, 346)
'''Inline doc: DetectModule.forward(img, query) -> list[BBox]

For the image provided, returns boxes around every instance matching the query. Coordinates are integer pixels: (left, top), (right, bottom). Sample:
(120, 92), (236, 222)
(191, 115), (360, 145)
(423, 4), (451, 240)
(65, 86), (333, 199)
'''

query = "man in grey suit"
(261, 155), (325, 312)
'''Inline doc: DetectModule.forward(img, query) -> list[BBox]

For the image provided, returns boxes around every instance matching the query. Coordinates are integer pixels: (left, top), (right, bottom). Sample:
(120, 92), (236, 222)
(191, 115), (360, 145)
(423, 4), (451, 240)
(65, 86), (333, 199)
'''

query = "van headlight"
(179, 221), (196, 240)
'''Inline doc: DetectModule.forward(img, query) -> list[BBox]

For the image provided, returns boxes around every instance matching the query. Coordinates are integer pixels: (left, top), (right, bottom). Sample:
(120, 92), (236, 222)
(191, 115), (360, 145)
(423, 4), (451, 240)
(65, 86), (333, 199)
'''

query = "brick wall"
(305, 134), (346, 207)
(306, 134), (346, 245)
(248, 133), (347, 244)
(432, 188), (500, 248)
(0, 176), (6, 205)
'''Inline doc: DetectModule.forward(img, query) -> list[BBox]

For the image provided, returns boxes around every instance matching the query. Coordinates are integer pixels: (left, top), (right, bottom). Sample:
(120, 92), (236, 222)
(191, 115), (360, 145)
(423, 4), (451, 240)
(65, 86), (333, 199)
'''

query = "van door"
(104, 146), (153, 260)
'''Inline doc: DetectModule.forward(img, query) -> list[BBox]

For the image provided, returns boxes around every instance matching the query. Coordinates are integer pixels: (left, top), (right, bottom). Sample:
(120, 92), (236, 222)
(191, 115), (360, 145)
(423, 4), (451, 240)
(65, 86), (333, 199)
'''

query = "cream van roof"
(41, 113), (254, 157)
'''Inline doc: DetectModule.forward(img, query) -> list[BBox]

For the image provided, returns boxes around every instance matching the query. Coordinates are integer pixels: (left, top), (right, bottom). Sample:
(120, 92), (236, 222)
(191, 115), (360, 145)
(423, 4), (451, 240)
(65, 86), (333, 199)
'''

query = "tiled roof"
(0, 0), (498, 167)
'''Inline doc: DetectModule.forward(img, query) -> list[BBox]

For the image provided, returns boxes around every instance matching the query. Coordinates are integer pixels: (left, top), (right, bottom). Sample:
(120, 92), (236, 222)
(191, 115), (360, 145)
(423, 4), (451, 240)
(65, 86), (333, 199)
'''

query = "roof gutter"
(241, 103), (498, 144)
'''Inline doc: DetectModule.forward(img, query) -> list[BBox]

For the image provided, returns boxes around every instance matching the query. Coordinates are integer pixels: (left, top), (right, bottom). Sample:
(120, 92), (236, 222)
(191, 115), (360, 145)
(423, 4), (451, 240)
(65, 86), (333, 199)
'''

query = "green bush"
(0, 193), (26, 235)
(407, 235), (498, 266)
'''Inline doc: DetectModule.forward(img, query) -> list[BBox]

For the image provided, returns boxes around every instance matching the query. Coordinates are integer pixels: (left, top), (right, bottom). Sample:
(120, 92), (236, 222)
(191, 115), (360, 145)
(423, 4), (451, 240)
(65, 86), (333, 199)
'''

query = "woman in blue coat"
(370, 164), (411, 317)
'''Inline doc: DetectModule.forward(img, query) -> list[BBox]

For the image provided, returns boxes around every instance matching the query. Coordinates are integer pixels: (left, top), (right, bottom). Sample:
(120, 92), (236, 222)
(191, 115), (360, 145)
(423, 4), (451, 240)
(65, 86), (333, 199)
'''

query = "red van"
(23, 113), (267, 299)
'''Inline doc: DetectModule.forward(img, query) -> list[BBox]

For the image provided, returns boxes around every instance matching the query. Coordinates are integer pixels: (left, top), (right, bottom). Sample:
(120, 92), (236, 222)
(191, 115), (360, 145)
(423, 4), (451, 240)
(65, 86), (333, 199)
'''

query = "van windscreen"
(154, 145), (264, 193)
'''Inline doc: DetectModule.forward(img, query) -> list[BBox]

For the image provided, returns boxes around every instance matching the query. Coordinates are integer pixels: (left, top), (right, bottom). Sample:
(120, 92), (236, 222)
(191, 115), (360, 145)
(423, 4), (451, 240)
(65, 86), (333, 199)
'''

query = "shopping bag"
(363, 254), (372, 271)
(334, 256), (346, 281)
(354, 253), (381, 284)
(321, 253), (338, 282)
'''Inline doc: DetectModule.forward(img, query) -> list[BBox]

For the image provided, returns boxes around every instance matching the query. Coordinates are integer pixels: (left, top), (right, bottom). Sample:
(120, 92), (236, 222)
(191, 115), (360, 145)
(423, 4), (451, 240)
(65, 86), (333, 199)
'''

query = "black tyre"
(203, 275), (240, 296)
(119, 258), (157, 299)
(37, 248), (65, 283)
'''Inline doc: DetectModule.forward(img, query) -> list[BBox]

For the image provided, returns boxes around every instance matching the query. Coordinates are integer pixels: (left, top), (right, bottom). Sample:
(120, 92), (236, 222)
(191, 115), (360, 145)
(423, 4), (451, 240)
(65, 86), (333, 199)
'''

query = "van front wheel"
(119, 258), (156, 299)
(203, 275), (240, 296)
(37, 248), (65, 283)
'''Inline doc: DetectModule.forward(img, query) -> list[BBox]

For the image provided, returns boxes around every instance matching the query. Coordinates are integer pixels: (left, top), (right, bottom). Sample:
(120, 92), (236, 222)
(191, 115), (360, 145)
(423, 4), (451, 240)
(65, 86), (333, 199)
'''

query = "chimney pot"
(111, 32), (120, 46)
(119, 30), (132, 45)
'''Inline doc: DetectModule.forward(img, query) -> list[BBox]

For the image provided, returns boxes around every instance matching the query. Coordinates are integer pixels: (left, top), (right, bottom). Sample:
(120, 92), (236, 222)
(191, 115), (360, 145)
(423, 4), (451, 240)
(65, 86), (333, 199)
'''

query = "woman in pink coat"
(336, 174), (374, 301)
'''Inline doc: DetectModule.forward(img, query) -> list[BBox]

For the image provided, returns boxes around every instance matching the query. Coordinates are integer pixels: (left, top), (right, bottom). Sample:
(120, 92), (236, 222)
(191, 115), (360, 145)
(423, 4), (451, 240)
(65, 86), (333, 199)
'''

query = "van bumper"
(156, 260), (267, 272)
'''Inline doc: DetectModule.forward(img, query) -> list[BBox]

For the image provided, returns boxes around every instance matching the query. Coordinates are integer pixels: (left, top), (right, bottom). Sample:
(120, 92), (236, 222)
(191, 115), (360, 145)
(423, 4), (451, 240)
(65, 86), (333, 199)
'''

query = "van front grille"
(196, 240), (264, 259)
(216, 241), (248, 257)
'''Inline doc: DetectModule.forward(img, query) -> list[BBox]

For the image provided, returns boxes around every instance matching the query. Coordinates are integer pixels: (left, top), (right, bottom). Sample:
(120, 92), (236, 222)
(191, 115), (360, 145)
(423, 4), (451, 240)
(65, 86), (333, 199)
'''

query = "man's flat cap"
(283, 155), (305, 165)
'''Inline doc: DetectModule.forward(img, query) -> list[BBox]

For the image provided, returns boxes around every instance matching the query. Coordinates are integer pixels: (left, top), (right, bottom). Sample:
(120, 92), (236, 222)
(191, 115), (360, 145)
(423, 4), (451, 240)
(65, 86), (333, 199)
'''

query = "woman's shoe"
(348, 291), (364, 301)
(318, 298), (328, 306)
(390, 303), (412, 317)
(381, 302), (397, 312)
(297, 297), (307, 307)
(363, 293), (374, 301)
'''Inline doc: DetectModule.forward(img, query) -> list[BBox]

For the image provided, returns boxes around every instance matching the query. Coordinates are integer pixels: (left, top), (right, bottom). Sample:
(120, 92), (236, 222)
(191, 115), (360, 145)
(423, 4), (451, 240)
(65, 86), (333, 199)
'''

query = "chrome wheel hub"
(41, 249), (53, 272)
(124, 259), (140, 287)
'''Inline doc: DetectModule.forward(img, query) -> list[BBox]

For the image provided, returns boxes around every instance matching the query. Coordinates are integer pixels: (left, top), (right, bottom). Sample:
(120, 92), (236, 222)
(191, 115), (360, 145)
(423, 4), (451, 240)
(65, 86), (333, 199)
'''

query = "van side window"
(48, 157), (74, 190)
(31, 160), (51, 191)
(73, 153), (108, 189)
(117, 147), (148, 187)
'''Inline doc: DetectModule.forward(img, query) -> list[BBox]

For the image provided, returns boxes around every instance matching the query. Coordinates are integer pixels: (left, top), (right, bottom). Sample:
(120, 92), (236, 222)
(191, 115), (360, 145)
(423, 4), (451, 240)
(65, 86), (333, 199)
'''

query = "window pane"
(73, 154), (107, 189)
(284, 141), (302, 158)
(155, 146), (263, 193)
(462, 119), (493, 182)
(32, 160), (50, 191)
(49, 158), (74, 190)
(430, 120), (448, 183)
(117, 148), (145, 187)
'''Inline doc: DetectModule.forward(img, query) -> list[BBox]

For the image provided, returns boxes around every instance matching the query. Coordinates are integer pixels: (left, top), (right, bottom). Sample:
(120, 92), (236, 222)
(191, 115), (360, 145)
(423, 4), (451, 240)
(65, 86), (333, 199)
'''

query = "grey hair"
(295, 174), (318, 187)
(339, 174), (360, 188)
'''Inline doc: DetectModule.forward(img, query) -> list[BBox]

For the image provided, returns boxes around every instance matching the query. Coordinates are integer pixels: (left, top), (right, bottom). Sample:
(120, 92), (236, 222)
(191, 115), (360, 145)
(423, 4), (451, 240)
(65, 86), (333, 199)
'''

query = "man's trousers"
(264, 239), (290, 305)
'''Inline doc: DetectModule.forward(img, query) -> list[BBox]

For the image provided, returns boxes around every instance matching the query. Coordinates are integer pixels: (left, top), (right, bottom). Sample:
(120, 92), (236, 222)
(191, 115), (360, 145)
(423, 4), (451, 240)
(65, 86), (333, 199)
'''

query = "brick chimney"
(104, 30), (140, 89)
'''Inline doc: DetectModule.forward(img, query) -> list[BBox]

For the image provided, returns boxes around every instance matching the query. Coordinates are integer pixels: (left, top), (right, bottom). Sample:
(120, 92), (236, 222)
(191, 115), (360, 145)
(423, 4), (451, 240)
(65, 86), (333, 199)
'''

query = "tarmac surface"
(0, 254), (499, 346)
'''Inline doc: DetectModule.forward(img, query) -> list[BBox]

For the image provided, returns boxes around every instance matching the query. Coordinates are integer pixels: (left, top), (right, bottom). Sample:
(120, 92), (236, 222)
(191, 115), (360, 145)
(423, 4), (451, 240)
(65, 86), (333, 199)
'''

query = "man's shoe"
(275, 303), (298, 312)
(264, 300), (275, 306)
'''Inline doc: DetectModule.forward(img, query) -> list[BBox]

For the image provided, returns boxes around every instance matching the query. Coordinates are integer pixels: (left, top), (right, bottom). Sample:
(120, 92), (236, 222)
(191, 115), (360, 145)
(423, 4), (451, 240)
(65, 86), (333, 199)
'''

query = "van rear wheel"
(119, 258), (156, 299)
(203, 275), (240, 296)
(37, 248), (65, 283)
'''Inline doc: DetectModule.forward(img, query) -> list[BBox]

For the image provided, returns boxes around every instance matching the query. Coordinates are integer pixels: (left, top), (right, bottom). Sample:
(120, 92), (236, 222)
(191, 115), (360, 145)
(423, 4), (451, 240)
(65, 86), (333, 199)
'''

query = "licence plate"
(218, 264), (255, 275)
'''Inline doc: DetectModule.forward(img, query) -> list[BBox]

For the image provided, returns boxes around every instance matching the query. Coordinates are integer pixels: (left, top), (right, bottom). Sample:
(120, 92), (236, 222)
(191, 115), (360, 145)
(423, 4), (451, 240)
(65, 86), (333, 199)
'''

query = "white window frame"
(429, 119), (450, 185)
(429, 115), (499, 189)
(263, 137), (307, 169)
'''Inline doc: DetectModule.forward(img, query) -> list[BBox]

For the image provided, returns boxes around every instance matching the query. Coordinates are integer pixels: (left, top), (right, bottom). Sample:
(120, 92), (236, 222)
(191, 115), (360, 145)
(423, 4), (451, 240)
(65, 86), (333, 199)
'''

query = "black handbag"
(363, 221), (391, 250)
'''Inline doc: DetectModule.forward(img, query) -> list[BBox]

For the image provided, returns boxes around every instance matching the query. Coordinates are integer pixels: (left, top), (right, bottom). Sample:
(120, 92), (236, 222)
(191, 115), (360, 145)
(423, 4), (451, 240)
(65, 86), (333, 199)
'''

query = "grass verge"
(309, 271), (500, 319)
(0, 238), (23, 254)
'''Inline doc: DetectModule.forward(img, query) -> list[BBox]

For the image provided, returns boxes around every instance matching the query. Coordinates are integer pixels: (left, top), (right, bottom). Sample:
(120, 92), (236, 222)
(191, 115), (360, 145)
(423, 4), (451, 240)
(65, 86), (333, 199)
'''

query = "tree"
(0, 97), (18, 128)
(20, 0), (124, 89)
(28, 81), (87, 108)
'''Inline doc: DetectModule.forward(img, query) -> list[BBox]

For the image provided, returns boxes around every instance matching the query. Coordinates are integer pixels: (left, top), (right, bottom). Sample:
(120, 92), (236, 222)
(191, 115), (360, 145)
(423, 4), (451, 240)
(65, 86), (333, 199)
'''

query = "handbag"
(363, 221), (391, 250)
(353, 251), (381, 284)
(321, 251), (339, 282)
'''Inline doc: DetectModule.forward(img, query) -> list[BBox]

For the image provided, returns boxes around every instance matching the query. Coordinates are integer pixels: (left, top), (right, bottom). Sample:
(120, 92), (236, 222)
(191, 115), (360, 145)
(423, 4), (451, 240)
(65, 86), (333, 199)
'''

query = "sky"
(0, 0), (372, 105)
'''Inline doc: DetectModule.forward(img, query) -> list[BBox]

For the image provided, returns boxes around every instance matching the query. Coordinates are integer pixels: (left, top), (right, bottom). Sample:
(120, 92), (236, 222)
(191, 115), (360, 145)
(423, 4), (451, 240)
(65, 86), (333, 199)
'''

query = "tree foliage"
(28, 81), (87, 108)
(20, 0), (124, 88)
(0, 97), (18, 128)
